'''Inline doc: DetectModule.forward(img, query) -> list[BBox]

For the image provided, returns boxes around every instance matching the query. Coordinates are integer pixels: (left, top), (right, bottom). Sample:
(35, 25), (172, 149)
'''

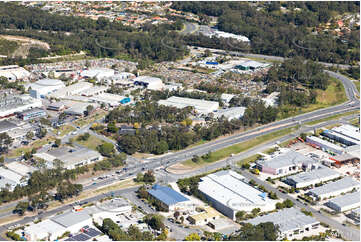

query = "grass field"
(7, 136), (56, 158)
(182, 126), (296, 168)
(305, 110), (359, 126)
(75, 135), (105, 150)
(54, 125), (75, 137)
(350, 117), (360, 127)
(278, 77), (347, 119)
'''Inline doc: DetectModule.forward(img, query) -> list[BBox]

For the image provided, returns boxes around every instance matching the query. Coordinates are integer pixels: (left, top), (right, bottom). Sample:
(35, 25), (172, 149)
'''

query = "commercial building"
(326, 191), (360, 212)
(329, 153), (359, 167)
(245, 208), (320, 239)
(0, 167), (27, 191)
(285, 165), (341, 188)
(47, 102), (65, 111)
(133, 76), (164, 90)
(345, 145), (360, 159)
(220, 93), (235, 104)
(213, 107), (246, 121)
(306, 136), (344, 155)
(158, 96), (219, 114)
(34, 147), (103, 170)
(322, 129), (359, 146)
(147, 184), (190, 211)
(29, 79), (65, 99)
(187, 206), (220, 226)
(51, 210), (92, 233)
(0, 65), (30, 81)
(331, 124), (360, 144)
(18, 108), (47, 121)
(79, 85), (107, 97)
(0, 94), (42, 119)
(0, 120), (18, 134)
(64, 102), (98, 116)
(90, 93), (131, 107)
(24, 219), (68, 241)
(198, 170), (269, 220)
(49, 82), (93, 99)
(103, 72), (135, 85)
(307, 177), (359, 200)
(235, 60), (270, 70)
(256, 151), (316, 175)
(80, 68), (115, 81)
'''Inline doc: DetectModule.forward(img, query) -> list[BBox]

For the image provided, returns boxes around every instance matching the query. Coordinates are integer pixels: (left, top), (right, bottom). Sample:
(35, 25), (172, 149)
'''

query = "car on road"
(71, 131), (77, 135)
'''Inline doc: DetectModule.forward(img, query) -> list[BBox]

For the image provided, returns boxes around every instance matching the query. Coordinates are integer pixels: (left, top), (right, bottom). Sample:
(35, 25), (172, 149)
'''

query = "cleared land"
(74, 110), (106, 127)
(54, 125), (75, 137)
(75, 134), (105, 150)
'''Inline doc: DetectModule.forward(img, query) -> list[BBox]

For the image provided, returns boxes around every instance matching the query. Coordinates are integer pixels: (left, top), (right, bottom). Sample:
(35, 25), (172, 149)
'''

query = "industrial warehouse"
(245, 208), (320, 239)
(158, 96), (219, 114)
(326, 191), (360, 212)
(285, 165), (341, 188)
(198, 170), (271, 220)
(306, 176), (359, 200)
(147, 184), (191, 212)
(256, 151), (316, 176)
(29, 78), (65, 99)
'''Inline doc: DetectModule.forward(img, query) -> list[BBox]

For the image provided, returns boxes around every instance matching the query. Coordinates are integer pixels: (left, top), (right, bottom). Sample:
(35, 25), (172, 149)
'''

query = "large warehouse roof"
(287, 165), (340, 184)
(148, 184), (189, 206)
(158, 96), (219, 114)
(198, 170), (267, 211)
(33, 78), (64, 87)
(246, 208), (318, 234)
(308, 177), (359, 197)
(51, 210), (91, 228)
(327, 191), (360, 209)
(257, 151), (313, 170)
(332, 124), (360, 141)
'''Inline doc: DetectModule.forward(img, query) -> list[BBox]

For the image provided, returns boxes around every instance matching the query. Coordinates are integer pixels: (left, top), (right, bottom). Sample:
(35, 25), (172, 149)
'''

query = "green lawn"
(75, 135), (105, 150)
(278, 77), (347, 119)
(54, 125), (75, 137)
(182, 126), (296, 168)
(350, 117), (360, 127)
(305, 111), (359, 126)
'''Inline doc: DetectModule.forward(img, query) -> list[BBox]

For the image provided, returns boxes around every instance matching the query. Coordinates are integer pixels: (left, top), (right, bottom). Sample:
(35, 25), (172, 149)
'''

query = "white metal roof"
(198, 170), (267, 211)
(246, 208), (319, 233)
(287, 165), (340, 184)
(158, 96), (219, 114)
(308, 177), (359, 197)
(327, 191), (360, 209)
(257, 151), (314, 170)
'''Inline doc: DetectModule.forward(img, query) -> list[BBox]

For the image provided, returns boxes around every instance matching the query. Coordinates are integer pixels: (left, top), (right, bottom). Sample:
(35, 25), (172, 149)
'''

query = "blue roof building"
(147, 184), (189, 211)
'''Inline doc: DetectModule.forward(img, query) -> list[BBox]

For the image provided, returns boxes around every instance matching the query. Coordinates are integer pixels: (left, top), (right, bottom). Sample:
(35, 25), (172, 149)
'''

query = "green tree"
(26, 131), (34, 140)
(185, 233), (201, 241)
(0, 132), (13, 154)
(97, 142), (115, 157)
(236, 210), (246, 221)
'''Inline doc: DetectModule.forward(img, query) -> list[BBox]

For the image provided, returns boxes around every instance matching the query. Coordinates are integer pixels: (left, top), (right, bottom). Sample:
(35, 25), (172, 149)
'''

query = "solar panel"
(84, 228), (102, 237)
(70, 233), (91, 241)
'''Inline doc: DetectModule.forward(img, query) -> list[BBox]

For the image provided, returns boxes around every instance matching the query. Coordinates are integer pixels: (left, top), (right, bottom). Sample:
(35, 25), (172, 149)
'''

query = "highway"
(0, 55), (358, 239)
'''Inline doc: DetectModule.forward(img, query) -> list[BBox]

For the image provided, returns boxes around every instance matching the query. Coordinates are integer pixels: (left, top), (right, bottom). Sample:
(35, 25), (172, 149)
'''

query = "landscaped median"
(181, 126), (297, 169)
(305, 110), (359, 126)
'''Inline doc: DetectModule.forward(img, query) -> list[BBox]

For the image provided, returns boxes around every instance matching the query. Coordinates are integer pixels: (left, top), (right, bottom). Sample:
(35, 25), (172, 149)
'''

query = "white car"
(71, 131), (78, 135)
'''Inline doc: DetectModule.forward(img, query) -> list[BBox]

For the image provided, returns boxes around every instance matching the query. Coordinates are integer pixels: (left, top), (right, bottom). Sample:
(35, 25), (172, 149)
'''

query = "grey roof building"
(51, 211), (91, 228)
(307, 177), (359, 200)
(256, 151), (315, 175)
(326, 191), (360, 212)
(0, 120), (17, 133)
(285, 165), (341, 188)
(246, 207), (319, 239)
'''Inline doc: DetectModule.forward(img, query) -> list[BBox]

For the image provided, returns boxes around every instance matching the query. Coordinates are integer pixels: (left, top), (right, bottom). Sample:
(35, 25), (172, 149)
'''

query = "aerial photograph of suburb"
(0, 1), (359, 241)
